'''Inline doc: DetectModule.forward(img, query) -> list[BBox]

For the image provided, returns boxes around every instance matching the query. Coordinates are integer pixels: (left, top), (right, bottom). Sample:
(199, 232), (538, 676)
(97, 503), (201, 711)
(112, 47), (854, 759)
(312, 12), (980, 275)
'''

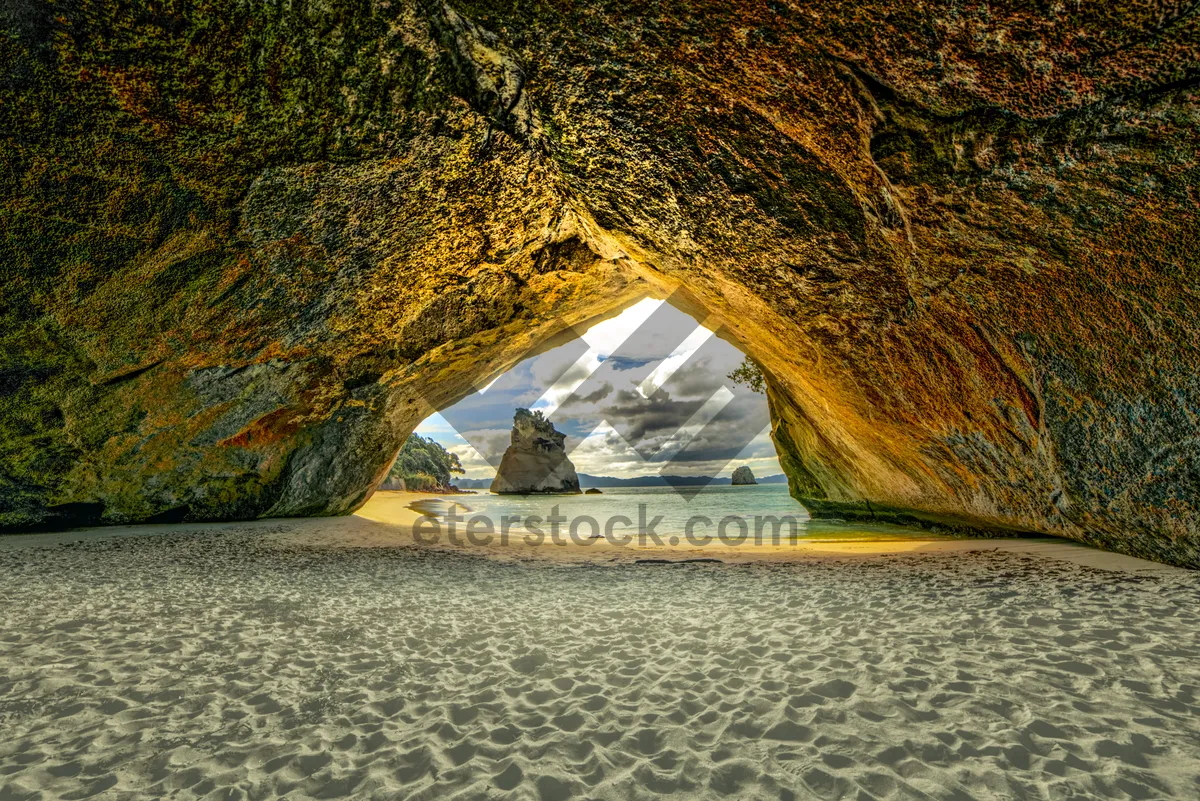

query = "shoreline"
(0, 490), (1185, 577)
(350, 492), (1186, 576)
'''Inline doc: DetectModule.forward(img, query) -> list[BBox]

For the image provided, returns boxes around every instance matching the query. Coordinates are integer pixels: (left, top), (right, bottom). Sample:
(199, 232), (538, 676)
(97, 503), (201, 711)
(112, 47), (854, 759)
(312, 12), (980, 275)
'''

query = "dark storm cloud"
(560, 382), (613, 407)
(653, 413), (769, 464)
(581, 387), (708, 449)
(569, 376), (769, 465)
(651, 357), (729, 400)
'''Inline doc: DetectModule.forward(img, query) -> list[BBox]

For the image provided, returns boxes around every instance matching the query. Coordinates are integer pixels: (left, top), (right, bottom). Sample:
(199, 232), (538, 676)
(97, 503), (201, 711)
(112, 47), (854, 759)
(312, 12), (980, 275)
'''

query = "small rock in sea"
(731, 466), (757, 485)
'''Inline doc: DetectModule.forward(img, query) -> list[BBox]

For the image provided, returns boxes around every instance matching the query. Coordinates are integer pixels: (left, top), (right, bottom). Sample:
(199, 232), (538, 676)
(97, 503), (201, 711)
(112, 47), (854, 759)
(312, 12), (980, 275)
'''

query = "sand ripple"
(1, 527), (1199, 799)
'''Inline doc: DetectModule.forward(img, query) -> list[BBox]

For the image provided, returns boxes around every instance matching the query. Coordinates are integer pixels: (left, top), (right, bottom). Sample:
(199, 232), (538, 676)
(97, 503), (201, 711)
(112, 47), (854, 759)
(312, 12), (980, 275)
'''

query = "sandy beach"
(1, 505), (1198, 800)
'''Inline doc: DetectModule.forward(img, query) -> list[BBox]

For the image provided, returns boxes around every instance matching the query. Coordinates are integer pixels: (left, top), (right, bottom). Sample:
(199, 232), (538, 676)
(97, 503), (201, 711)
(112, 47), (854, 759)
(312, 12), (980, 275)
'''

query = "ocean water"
(412, 484), (952, 544)
(1, 523), (1199, 800)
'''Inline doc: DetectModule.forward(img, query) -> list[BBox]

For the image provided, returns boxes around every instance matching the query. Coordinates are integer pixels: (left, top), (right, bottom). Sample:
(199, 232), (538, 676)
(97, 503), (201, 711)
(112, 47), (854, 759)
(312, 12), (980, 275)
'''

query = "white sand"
(0, 496), (1197, 799)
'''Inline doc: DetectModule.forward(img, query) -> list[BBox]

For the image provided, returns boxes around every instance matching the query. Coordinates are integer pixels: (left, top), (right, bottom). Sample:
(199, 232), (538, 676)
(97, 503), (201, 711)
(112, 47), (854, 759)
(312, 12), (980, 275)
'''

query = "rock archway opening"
(379, 296), (788, 499)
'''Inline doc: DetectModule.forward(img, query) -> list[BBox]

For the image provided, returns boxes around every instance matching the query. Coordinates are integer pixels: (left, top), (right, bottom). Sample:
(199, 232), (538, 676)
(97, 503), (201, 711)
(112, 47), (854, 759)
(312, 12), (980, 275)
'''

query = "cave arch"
(1, 0), (1197, 566)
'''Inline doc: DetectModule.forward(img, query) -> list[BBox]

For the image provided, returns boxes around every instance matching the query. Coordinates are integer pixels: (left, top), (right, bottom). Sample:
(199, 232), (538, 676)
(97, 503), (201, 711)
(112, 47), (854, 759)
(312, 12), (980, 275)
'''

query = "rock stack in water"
(491, 410), (581, 495)
(731, 466), (757, 485)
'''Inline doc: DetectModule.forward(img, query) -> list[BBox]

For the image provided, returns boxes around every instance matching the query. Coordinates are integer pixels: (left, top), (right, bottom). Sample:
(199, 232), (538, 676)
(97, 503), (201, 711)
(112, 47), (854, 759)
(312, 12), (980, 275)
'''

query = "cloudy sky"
(415, 298), (784, 480)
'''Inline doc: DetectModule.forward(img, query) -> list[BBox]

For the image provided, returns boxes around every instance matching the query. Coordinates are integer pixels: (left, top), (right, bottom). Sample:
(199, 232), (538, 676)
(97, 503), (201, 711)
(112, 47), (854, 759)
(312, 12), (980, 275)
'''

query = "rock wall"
(491, 410), (581, 495)
(1, 1), (1198, 565)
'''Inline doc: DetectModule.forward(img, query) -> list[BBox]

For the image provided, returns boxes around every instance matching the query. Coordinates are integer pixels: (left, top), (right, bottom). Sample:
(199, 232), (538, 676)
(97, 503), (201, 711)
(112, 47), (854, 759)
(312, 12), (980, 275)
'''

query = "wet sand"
(344, 492), (1185, 576)
(1, 495), (1197, 800)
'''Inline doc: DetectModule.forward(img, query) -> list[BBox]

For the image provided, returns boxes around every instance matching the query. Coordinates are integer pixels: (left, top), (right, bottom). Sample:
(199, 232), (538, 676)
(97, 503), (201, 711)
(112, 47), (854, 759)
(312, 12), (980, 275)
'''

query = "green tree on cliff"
(728, 357), (766, 394)
(387, 435), (464, 490)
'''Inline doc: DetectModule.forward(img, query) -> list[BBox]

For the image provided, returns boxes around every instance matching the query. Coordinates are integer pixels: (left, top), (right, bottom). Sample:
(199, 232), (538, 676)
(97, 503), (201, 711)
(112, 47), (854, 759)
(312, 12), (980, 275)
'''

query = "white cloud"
(446, 442), (499, 480)
(414, 412), (465, 438)
(567, 423), (661, 477)
(580, 297), (663, 355)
